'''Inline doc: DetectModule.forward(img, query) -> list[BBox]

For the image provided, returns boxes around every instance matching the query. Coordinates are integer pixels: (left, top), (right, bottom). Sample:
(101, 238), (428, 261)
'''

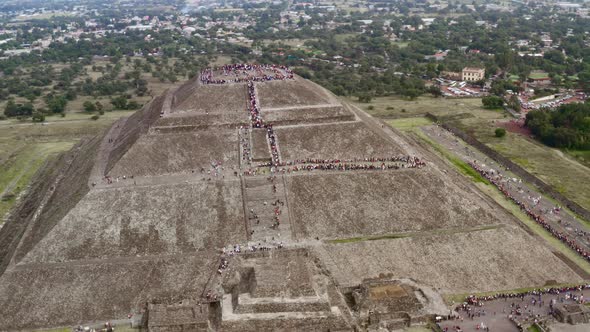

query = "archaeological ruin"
(0, 64), (586, 331)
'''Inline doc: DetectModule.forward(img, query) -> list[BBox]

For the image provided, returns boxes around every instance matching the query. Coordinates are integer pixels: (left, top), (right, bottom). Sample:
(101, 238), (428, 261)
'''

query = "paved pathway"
(439, 290), (588, 332)
(421, 125), (590, 261)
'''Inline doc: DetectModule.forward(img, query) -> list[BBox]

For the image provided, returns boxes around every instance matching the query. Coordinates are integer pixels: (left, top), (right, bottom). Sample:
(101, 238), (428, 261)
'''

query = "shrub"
(367, 105), (375, 110)
(357, 94), (372, 103)
(495, 128), (506, 137)
(32, 112), (45, 123)
(90, 115), (100, 120)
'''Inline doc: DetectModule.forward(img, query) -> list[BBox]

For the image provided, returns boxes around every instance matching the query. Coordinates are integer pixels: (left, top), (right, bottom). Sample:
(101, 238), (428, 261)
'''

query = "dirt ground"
(256, 78), (336, 108)
(277, 121), (404, 161)
(109, 129), (239, 177)
(262, 105), (354, 125)
(154, 112), (248, 128)
(251, 128), (270, 161)
(172, 82), (247, 114)
(315, 226), (583, 294)
(0, 253), (214, 330)
(19, 181), (245, 264)
(286, 169), (511, 240)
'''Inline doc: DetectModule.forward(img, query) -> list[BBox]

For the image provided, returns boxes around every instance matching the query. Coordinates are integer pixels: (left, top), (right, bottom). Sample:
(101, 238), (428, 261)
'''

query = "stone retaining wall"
(235, 300), (330, 314)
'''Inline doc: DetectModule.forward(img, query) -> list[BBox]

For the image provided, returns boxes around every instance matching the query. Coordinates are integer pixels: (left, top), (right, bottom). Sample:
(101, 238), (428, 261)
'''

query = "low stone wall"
(271, 114), (355, 126)
(426, 112), (590, 223)
(235, 299), (330, 314)
(151, 123), (243, 133)
(220, 314), (352, 332)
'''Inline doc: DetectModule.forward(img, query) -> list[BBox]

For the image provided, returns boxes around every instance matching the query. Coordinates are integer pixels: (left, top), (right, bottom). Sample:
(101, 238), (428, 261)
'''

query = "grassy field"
(392, 121), (491, 185)
(0, 110), (134, 223)
(0, 142), (74, 220)
(334, 33), (357, 43)
(348, 95), (493, 120)
(263, 38), (315, 48)
(362, 95), (590, 212)
(529, 72), (549, 80)
(385, 117), (432, 130)
(458, 116), (590, 211)
(565, 149), (590, 168)
(391, 41), (409, 48)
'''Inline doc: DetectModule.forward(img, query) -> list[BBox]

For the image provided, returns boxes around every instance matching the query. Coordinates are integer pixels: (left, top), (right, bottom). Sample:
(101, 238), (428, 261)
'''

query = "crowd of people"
(247, 81), (263, 127)
(239, 126), (252, 165)
(276, 161), (424, 173)
(469, 161), (590, 263)
(200, 64), (294, 85)
(100, 174), (135, 185)
(465, 284), (590, 305)
(244, 156), (426, 175)
(257, 156), (424, 167)
(246, 80), (281, 166)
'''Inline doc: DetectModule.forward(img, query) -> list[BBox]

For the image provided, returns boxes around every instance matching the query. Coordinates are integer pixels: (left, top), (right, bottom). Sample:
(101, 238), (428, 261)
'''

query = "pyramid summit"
(0, 64), (582, 331)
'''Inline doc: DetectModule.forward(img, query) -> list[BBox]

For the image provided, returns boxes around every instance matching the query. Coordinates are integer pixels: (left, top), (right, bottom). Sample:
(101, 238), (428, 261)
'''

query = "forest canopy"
(526, 102), (590, 150)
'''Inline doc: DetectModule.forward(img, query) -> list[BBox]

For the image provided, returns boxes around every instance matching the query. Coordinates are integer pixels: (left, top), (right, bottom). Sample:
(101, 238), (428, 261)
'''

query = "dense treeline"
(526, 102), (590, 149)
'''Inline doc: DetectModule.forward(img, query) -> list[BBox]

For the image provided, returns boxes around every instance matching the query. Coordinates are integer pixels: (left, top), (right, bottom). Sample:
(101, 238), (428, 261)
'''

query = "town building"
(462, 67), (485, 81)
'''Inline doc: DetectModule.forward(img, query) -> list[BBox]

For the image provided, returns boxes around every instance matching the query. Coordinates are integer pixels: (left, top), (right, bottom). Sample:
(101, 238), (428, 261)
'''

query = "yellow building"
(461, 67), (485, 81)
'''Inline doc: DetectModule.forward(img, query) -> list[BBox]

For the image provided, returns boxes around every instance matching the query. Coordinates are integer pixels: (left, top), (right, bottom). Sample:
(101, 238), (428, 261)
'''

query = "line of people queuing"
(256, 156), (426, 168)
(246, 156), (425, 175)
(469, 161), (590, 263)
(239, 125), (252, 165)
(276, 161), (425, 173)
(465, 284), (590, 306)
(246, 81), (281, 166)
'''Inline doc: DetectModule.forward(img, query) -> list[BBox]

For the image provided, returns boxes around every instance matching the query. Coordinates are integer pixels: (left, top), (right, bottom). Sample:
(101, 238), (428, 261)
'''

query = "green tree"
(495, 128), (506, 137)
(508, 94), (521, 112)
(4, 100), (34, 117)
(111, 96), (128, 110)
(83, 100), (97, 112)
(126, 100), (140, 110)
(46, 95), (67, 114)
(482, 96), (504, 109)
(4, 99), (18, 117)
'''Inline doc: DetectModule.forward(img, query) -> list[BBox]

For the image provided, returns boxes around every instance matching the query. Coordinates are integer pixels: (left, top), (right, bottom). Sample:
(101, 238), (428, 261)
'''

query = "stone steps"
(243, 177), (292, 242)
